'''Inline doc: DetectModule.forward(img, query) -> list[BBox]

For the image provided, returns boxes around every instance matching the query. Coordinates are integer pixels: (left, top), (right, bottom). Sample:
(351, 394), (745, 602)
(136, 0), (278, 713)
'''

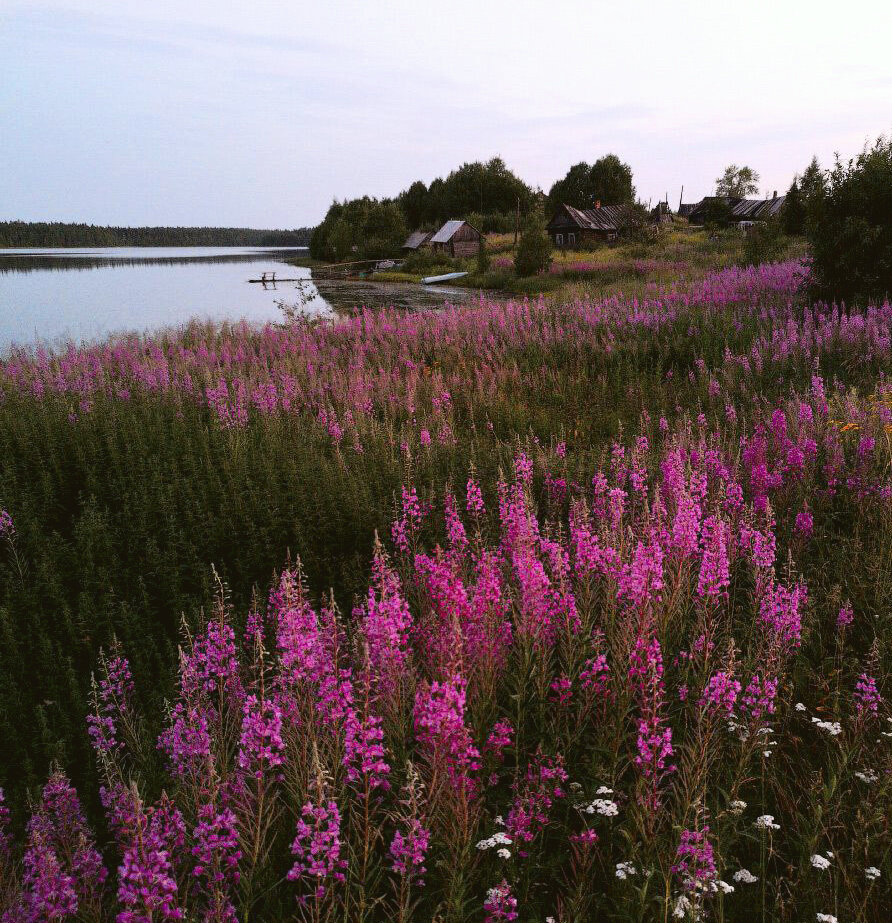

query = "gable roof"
(430, 219), (470, 244)
(548, 203), (636, 233)
(731, 196), (786, 220)
(402, 231), (432, 250)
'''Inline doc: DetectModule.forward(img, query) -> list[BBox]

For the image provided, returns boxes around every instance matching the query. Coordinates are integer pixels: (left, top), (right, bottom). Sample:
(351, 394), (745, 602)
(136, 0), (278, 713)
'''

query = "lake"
(0, 247), (479, 350)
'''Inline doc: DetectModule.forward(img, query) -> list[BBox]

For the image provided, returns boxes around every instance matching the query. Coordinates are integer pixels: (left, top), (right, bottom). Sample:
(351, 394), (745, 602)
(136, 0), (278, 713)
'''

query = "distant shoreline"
(0, 220), (313, 249)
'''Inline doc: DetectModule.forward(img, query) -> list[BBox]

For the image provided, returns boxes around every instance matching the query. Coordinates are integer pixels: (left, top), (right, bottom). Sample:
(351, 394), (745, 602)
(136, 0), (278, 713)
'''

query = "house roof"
(731, 196), (786, 220)
(429, 219), (469, 244)
(402, 231), (431, 250)
(549, 203), (636, 233)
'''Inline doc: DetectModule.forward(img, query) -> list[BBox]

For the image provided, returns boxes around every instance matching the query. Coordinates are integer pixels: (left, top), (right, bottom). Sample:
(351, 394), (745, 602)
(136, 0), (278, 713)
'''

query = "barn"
(546, 202), (637, 247)
(428, 220), (483, 258)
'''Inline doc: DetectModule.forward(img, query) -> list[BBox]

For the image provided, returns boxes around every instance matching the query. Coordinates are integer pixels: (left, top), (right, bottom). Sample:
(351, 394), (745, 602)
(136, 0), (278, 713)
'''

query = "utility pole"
(514, 195), (520, 249)
(679, 185), (684, 211)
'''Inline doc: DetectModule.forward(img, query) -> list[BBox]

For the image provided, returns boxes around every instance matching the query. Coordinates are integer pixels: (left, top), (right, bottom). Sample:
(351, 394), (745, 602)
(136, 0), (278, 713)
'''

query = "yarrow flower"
(615, 861), (637, 880)
(754, 815), (780, 830)
(810, 853), (831, 870)
(733, 868), (758, 884)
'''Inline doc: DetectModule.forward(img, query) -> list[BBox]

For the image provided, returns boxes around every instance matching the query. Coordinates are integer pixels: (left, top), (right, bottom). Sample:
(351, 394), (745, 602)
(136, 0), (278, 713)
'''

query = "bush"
(743, 218), (787, 266)
(807, 136), (892, 303)
(514, 215), (553, 277)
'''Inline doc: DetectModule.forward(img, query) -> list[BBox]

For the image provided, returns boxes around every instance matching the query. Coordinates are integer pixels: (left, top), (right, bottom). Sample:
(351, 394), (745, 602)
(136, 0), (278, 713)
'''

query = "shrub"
(743, 218), (787, 266)
(514, 215), (552, 277)
(807, 136), (892, 303)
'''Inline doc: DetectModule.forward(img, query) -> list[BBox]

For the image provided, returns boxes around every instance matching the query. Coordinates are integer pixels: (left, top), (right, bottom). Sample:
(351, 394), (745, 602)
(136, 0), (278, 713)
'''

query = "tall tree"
(397, 181), (429, 229)
(715, 164), (760, 198)
(548, 155), (635, 210)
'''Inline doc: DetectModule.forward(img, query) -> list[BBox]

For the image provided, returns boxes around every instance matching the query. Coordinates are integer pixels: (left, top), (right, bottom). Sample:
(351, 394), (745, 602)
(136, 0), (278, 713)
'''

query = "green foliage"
(396, 157), (535, 229)
(807, 136), (892, 303)
(514, 215), (553, 277)
(476, 236), (490, 273)
(743, 217), (788, 265)
(548, 154), (636, 210)
(781, 179), (806, 235)
(715, 164), (761, 198)
(700, 198), (734, 229)
(0, 222), (312, 248)
(310, 197), (407, 261)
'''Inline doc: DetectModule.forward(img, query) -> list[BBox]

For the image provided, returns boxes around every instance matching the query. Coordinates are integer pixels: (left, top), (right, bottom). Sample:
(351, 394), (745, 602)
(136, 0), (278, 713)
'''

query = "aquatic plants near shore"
(0, 371), (890, 919)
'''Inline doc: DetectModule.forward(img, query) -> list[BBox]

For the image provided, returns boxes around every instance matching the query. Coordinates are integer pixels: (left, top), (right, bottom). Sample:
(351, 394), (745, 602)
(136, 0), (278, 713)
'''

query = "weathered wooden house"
(401, 230), (432, 252)
(429, 220), (483, 258)
(546, 203), (637, 246)
(685, 193), (786, 225)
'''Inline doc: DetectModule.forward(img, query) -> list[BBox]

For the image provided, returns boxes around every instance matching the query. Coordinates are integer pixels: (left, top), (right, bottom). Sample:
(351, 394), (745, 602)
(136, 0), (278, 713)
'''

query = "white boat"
(421, 271), (469, 285)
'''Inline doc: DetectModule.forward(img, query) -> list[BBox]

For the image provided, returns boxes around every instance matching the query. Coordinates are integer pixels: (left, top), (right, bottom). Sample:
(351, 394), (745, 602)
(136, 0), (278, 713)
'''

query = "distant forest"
(0, 221), (312, 248)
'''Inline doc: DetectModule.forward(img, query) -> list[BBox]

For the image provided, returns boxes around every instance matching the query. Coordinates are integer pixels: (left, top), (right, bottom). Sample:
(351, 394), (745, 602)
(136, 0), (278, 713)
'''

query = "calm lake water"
(0, 247), (478, 350)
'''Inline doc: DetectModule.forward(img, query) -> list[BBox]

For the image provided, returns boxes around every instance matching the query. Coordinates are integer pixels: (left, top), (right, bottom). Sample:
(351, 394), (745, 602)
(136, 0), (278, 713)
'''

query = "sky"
(1, 0), (891, 229)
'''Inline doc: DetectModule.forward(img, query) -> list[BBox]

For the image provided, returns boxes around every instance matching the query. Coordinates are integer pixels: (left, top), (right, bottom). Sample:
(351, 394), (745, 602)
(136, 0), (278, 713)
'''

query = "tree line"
(309, 154), (637, 261)
(0, 221), (313, 249)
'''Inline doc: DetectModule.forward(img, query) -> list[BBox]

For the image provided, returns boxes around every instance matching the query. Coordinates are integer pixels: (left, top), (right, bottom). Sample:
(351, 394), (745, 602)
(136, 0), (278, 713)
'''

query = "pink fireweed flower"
(671, 495), (702, 559)
(697, 515), (731, 600)
(671, 826), (717, 891)
(618, 541), (664, 609)
(443, 492), (468, 553)
(836, 603), (854, 630)
(358, 552), (413, 697)
(158, 703), (212, 780)
(181, 614), (241, 699)
(413, 675), (480, 794)
(506, 753), (568, 849)
(484, 719), (514, 762)
(513, 451), (533, 485)
(483, 880), (518, 922)
(0, 509), (14, 538)
(237, 694), (285, 780)
(389, 819), (430, 884)
(854, 674), (882, 718)
(20, 772), (107, 919)
(466, 477), (485, 516)
(548, 675), (573, 706)
(759, 579), (807, 653)
(700, 671), (742, 717)
(288, 798), (347, 902)
(794, 508), (814, 539)
(580, 653), (611, 699)
(392, 485), (424, 555)
(117, 801), (183, 922)
(88, 650), (135, 756)
(191, 804), (241, 923)
(343, 709), (390, 792)
(741, 673), (778, 723)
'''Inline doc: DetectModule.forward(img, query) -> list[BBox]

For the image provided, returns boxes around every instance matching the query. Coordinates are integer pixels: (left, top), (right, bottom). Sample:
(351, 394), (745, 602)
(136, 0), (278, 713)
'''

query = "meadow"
(0, 250), (890, 921)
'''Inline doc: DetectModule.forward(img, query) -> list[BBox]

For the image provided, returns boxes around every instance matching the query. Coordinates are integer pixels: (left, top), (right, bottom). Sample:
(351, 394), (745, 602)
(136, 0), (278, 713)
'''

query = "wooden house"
(401, 230), (432, 252)
(685, 193), (786, 225)
(546, 202), (637, 247)
(429, 220), (483, 258)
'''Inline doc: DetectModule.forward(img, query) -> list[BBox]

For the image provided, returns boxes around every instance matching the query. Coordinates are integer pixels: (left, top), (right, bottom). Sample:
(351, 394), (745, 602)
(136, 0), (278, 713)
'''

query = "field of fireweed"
(0, 260), (891, 921)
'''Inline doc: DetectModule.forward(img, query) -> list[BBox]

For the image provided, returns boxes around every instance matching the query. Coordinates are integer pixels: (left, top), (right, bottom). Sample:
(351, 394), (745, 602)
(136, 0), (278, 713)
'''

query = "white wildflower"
(795, 702), (807, 712)
(595, 785), (614, 795)
(762, 749), (773, 757)
(476, 831), (512, 850)
(810, 854), (831, 870)
(581, 798), (619, 817)
(568, 781), (583, 792)
(816, 914), (838, 923)
(754, 814), (780, 830)
(855, 769), (879, 784)
(494, 815), (504, 826)
(672, 894), (692, 918)
(497, 847), (511, 860)
(811, 717), (843, 736)
(865, 866), (881, 881)
(715, 880), (734, 894)
(733, 868), (758, 884)
(729, 799), (747, 815)
(615, 861), (637, 880)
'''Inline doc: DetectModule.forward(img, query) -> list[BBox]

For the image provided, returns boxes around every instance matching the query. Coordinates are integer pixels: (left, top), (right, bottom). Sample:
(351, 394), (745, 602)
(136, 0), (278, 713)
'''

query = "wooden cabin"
(401, 230), (432, 252)
(429, 220), (483, 258)
(546, 202), (637, 247)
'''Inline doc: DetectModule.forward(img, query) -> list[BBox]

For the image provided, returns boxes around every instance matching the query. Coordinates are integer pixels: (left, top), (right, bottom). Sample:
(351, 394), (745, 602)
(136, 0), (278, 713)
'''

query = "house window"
(568, 232), (576, 246)
(555, 233), (563, 246)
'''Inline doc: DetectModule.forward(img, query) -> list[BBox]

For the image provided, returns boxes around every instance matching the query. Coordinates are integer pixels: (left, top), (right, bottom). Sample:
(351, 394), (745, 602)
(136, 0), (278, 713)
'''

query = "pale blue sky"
(2, 0), (890, 228)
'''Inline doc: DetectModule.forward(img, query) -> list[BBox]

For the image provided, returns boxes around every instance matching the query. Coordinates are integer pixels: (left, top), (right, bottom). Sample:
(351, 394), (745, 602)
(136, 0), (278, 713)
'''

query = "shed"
(546, 203), (637, 247)
(401, 230), (432, 251)
(429, 220), (483, 258)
